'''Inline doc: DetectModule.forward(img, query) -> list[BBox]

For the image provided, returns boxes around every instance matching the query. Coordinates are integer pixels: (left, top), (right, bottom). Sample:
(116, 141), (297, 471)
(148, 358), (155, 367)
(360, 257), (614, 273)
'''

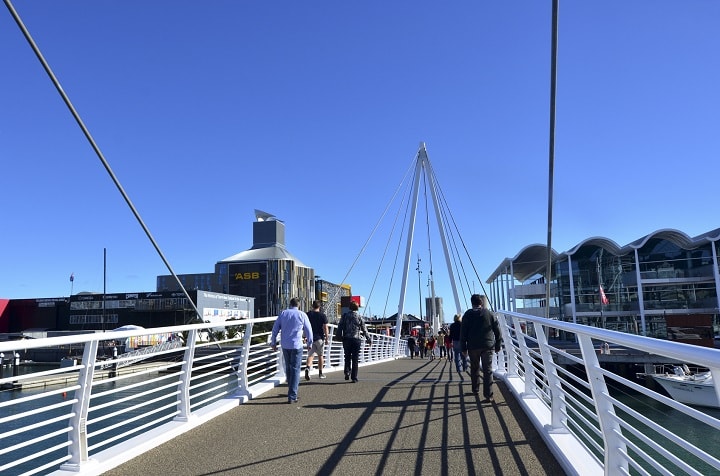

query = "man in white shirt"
(271, 298), (313, 403)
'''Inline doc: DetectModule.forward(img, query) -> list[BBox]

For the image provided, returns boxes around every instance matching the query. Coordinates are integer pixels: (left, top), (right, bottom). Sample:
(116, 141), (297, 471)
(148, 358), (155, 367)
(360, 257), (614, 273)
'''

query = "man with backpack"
(337, 301), (372, 382)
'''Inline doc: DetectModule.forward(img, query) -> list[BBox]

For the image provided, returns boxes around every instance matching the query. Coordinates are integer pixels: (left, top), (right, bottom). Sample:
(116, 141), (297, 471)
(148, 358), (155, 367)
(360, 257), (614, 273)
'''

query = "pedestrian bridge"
(1, 312), (719, 475)
(105, 357), (562, 476)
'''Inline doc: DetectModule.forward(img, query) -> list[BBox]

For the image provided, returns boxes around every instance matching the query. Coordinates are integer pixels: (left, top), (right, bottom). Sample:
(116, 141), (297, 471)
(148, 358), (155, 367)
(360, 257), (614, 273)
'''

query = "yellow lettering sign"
(234, 272), (260, 280)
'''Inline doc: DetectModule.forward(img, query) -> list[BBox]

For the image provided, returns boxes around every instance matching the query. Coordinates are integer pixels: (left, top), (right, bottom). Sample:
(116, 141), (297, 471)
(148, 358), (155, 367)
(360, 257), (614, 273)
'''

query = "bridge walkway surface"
(103, 357), (564, 476)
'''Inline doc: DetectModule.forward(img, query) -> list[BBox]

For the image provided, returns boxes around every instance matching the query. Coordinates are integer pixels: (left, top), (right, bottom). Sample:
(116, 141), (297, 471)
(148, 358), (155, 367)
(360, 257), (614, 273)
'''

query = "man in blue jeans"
(449, 313), (468, 379)
(271, 298), (313, 403)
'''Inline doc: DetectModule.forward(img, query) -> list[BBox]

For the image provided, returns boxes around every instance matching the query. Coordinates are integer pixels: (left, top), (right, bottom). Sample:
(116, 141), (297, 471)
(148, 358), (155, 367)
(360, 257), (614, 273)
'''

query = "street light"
(416, 255), (423, 324)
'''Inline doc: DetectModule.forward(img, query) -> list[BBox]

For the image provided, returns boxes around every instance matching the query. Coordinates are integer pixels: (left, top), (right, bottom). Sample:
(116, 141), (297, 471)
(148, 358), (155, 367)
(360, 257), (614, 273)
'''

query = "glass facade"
(490, 229), (720, 339)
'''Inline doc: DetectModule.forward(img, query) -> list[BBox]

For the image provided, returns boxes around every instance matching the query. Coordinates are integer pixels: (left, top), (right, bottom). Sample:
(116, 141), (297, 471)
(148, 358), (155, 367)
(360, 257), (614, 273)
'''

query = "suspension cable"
(3, 0), (202, 322)
(362, 175), (412, 318)
(327, 154), (417, 309)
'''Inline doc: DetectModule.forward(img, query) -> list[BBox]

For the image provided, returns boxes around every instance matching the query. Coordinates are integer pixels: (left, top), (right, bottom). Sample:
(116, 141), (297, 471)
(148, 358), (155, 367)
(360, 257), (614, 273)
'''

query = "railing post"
(236, 321), (253, 397)
(60, 339), (98, 471)
(508, 314), (537, 397)
(498, 313), (520, 378)
(175, 329), (197, 422)
(577, 334), (627, 474)
(535, 323), (567, 432)
(325, 324), (336, 369)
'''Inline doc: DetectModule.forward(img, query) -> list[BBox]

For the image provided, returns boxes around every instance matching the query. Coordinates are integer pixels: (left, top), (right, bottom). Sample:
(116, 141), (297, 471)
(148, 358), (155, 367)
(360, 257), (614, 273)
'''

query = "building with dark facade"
(156, 210), (316, 318)
(487, 227), (720, 342)
(0, 290), (253, 335)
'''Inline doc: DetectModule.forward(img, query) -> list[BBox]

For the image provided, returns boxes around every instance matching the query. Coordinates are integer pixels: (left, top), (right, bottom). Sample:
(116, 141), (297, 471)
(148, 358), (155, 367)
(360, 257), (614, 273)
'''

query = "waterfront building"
(157, 210), (316, 318)
(156, 210), (354, 319)
(1, 211), (351, 333)
(314, 279), (351, 323)
(0, 290), (253, 335)
(487, 227), (720, 341)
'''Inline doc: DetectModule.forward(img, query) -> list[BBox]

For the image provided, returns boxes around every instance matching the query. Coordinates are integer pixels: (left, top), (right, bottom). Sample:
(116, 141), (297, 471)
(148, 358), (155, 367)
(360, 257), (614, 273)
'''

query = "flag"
(70, 273), (74, 283)
(599, 284), (609, 305)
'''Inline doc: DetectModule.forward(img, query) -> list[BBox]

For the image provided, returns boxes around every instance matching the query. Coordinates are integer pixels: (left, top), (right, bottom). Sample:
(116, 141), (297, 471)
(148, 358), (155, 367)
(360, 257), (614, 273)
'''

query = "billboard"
(196, 290), (254, 326)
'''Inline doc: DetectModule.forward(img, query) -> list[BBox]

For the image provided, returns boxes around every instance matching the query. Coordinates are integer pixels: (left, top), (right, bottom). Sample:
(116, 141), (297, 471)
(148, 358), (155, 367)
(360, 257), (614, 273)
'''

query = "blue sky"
(1, 2), (718, 321)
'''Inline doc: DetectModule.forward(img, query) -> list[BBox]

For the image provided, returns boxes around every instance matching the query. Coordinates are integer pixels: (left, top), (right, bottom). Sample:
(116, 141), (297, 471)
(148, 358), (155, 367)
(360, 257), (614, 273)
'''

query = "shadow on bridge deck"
(104, 357), (565, 476)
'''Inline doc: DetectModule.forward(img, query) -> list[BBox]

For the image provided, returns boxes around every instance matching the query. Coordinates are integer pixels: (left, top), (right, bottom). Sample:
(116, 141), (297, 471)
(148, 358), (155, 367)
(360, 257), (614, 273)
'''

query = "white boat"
(650, 365), (719, 409)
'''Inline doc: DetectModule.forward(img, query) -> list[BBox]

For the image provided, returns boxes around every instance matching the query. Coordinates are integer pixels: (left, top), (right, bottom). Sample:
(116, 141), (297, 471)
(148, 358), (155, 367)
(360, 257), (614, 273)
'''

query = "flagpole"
(597, 257), (606, 329)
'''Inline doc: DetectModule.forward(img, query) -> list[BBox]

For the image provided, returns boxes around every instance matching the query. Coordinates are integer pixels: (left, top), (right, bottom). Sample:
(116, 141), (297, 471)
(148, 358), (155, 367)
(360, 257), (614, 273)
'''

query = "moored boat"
(649, 365), (719, 409)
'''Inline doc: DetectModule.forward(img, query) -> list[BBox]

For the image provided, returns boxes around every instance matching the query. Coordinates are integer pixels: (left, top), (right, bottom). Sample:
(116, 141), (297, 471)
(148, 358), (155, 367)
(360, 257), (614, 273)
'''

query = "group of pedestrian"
(408, 327), (457, 361)
(271, 293), (501, 405)
(271, 298), (372, 403)
(404, 294), (502, 403)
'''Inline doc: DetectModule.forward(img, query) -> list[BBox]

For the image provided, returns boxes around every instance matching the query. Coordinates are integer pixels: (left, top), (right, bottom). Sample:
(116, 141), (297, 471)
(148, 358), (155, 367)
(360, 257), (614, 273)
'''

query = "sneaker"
(319, 373), (327, 379)
(344, 373), (350, 380)
(305, 369), (310, 381)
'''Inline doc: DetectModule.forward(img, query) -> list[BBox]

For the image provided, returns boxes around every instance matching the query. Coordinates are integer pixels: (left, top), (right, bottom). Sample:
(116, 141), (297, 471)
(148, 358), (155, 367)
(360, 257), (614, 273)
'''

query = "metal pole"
(103, 248), (106, 332)
(416, 256), (423, 322)
(545, 0), (559, 319)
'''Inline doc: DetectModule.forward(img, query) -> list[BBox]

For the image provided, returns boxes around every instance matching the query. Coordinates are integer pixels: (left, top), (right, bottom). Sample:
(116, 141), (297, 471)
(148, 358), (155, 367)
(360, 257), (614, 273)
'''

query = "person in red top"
(426, 335), (437, 361)
(444, 330), (453, 361)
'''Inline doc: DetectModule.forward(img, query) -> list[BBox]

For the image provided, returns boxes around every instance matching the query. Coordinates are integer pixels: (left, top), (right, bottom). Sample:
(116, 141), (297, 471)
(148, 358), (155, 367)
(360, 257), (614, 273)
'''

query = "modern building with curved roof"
(487, 227), (720, 339)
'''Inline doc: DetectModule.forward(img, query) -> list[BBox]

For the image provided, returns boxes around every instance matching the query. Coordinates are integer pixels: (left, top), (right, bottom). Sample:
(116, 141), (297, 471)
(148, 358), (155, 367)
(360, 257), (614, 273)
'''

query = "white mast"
(394, 143), (461, 352)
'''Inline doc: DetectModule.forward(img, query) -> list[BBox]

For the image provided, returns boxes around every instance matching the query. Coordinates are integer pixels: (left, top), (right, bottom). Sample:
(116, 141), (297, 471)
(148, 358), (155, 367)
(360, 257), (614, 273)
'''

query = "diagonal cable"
(4, 0), (201, 321)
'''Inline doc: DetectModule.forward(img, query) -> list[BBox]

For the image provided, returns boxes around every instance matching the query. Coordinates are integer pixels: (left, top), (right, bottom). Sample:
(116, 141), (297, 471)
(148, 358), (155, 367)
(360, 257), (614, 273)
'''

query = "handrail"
(494, 309), (720, 476)
(3, 311), (718, 475)
(0, 316), (406, 475)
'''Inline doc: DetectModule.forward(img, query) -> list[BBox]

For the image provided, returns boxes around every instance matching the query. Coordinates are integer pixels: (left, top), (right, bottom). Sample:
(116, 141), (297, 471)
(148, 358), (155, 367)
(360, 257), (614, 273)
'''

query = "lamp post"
(416, 256), (423, 325)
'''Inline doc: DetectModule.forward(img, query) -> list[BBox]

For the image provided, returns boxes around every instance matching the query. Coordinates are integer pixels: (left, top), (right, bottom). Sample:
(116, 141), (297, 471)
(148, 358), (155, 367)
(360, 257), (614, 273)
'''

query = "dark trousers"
(468, 348), (494, 398)
(343, 338), (361, 380)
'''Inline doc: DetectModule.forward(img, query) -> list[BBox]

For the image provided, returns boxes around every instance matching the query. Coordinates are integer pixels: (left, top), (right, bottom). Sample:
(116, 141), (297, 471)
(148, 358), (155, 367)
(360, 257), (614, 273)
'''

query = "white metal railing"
(494, 310), (720, 476)
(0, 317), (405, 476)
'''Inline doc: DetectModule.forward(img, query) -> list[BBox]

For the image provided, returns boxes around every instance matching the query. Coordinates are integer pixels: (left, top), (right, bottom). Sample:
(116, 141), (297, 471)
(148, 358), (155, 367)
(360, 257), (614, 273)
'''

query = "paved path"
(104, 357), (565, 476)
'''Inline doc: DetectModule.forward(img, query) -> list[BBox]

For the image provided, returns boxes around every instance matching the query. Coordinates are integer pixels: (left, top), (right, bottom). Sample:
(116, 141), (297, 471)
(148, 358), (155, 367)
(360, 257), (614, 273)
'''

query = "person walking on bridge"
(407, 335), (417, 359)
(337, 301), (372, 382)
(271, 298), (313, 403)
(305, 300), (329, 380)
(449, 314), (468, 379)
(460, 294), (501, 402)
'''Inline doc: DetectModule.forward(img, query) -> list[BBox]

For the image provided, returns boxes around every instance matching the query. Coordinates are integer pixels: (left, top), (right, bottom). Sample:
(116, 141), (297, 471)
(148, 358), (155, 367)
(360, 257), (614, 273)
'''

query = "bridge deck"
(104, 357), (564, 476)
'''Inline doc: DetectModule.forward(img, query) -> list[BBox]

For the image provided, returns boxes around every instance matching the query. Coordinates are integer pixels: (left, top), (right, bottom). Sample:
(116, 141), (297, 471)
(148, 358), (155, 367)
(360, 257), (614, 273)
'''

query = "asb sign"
(234, 271), (260, 281)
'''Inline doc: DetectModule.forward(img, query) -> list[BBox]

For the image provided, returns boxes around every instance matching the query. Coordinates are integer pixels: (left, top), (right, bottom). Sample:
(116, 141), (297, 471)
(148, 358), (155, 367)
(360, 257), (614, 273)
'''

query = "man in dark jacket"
(337, 301), (372, 382)
(460, 294), (501, 402)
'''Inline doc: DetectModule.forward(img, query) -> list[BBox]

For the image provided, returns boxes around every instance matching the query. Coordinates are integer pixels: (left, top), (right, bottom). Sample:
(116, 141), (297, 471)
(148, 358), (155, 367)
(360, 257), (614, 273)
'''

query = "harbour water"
(608, 381), (720, 474)
(0, 363), (236, 475)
